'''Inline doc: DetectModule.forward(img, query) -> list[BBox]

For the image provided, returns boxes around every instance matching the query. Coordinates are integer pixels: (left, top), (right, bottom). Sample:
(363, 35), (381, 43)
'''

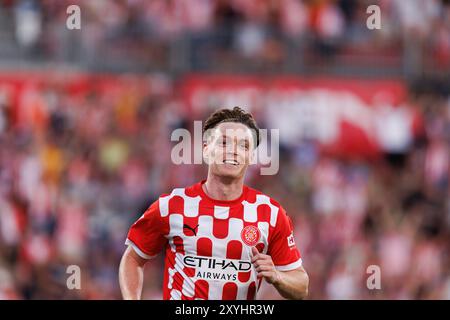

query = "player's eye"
(239, 141), (249, 150)
(219, 137), (231, 147)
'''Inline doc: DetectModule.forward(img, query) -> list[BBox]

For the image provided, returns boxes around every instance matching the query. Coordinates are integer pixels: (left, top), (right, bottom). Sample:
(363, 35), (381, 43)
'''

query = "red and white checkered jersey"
(125, 180), (302, 300)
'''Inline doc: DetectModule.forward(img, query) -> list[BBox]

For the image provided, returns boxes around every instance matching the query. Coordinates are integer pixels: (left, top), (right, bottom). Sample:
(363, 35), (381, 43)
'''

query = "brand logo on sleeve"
(287, 232), (295, 247)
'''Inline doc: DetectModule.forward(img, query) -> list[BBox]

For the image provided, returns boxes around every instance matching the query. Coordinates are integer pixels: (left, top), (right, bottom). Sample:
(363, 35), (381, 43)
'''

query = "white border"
(275, 258), (303, 271)
(125, 238), (157, 260)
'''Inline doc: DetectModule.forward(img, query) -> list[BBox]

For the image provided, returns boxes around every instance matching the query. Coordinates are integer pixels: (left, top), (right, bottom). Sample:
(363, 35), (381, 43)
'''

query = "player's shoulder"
(155, 181), (203, 203)
(156, 181), (197, 197)
(148, 182), (201, 217)
(244, 184), (285, 211)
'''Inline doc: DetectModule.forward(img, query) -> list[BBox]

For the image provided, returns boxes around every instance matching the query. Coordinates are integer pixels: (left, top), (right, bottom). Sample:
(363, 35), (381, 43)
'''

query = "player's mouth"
(223, 159), (239, 166)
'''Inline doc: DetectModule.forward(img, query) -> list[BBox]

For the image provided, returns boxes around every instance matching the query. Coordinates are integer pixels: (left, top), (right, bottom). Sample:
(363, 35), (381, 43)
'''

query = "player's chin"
(215, 165), (245, 179)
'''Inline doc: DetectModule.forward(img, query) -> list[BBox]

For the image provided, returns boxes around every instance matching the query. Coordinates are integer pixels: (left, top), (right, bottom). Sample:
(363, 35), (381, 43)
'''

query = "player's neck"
(203, 175), (244, 201)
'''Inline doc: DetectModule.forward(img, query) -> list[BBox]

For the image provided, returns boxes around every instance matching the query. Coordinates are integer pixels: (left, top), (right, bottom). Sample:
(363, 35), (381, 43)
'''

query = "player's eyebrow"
(240, 138), (250, 147)
(219, 131), (252, 147)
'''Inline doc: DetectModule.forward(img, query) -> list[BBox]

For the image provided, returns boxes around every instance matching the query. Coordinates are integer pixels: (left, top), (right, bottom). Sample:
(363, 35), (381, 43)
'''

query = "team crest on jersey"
(240, 225), (261, 246)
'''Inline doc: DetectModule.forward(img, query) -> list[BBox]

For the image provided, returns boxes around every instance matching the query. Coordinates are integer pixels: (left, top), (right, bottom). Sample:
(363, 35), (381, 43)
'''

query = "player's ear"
(248, 147), (256, 165)
(202, 140), (211, 165)
(247, 129), (257, 165)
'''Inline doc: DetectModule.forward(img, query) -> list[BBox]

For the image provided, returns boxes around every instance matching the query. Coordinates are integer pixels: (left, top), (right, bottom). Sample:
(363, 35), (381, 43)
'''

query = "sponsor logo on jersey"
(183, 255), (252, 282)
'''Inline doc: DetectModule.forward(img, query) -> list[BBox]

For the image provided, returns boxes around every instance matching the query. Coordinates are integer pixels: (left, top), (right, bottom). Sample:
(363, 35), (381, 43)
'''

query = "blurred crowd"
(0, 72), (449, 300)
(0, 0), (449, 71)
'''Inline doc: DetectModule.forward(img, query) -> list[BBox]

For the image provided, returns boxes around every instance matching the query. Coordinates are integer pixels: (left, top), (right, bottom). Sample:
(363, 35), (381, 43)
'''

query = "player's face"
(203, 122), (255, 180)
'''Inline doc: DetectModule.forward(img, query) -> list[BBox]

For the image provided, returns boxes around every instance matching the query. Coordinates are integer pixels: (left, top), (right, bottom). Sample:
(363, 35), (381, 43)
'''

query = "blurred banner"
(1, 72), (423, 160)
(181, 74), (421, 159)
(0, 71), (169, 133)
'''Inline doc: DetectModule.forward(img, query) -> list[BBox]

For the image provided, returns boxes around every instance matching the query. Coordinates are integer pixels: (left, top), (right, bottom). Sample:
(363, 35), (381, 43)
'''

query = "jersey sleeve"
(125, 199), (168, 259)
(267, 207), (303, 271)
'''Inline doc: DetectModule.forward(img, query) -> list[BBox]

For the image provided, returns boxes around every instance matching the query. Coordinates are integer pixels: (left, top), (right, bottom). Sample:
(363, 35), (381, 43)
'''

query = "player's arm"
(118, 199), (167, 300)
(119, 246), (148, 300)
(275, 265), (309, 300)
(251, 247), (309, 300)
(258, 206), (309, 300)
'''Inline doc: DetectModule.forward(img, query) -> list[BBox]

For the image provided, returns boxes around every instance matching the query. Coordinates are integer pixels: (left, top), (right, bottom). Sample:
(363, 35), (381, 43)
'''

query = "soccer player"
(118, 107), (309, 300)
